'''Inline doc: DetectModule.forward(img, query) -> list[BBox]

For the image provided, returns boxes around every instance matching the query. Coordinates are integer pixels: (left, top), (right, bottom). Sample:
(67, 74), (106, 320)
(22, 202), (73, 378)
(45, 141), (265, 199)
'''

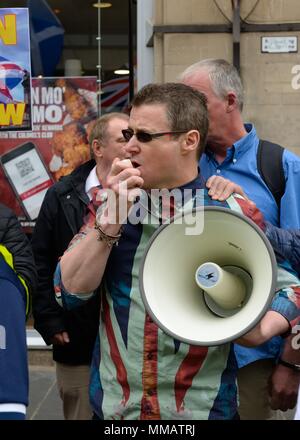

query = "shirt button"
(233, 158), (237, 163)
(216, 169), (221, 174)
(66, 195), (71, 199)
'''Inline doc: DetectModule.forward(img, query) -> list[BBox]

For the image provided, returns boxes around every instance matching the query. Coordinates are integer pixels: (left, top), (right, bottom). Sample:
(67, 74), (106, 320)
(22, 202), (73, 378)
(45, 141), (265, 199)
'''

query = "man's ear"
(181, 130), (200, 156)
(226, 91), (238, 112)
(92, 139), (103, 159)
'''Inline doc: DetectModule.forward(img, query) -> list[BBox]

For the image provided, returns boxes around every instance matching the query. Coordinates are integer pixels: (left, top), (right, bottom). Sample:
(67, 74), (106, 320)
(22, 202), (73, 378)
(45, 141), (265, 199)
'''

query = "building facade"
(146, 0), (300, 154)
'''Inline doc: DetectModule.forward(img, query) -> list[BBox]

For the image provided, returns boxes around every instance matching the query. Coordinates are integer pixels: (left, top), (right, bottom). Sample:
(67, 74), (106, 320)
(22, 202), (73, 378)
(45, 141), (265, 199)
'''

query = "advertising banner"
(0, 76), (97, 229)
(0, 8), (32, 131)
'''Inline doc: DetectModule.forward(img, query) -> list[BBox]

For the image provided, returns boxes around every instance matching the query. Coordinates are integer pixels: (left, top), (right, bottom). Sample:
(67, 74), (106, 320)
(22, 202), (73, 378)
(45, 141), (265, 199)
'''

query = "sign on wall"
(0, 8), (32, 131)
(0, 76), (97, 229)
(261, 36), (298, 53)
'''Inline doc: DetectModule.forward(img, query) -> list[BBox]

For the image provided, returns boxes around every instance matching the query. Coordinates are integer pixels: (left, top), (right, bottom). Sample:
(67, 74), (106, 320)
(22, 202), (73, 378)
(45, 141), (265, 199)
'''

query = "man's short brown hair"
(131, 83), (208, 159)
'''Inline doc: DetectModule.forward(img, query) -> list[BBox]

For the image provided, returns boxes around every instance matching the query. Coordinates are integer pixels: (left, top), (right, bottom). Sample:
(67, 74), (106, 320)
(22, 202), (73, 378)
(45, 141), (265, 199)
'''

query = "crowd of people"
(1, 59), (300, 420)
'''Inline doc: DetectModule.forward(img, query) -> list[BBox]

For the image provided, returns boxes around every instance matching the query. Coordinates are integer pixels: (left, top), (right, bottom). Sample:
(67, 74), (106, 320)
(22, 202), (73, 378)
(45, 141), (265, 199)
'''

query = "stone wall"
(153, 0), (300, 154)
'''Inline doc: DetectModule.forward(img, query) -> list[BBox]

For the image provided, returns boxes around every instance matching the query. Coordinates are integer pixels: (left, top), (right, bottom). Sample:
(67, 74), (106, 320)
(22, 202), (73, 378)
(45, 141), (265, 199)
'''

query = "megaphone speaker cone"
(139, 206), (277, 346)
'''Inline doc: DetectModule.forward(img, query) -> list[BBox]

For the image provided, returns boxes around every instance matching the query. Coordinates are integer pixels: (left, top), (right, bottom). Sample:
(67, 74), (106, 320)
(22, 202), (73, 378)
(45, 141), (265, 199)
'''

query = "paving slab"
(28, 365), (63, 420)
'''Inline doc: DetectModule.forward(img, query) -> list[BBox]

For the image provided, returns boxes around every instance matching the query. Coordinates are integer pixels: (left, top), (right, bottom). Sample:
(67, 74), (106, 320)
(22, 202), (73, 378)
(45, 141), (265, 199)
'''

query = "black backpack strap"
(257, 139), (286, 210)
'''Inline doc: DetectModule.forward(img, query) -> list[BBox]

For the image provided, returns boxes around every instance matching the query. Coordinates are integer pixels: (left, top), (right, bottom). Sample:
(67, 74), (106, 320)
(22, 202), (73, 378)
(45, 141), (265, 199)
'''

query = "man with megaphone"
(55, 82), (300, 420)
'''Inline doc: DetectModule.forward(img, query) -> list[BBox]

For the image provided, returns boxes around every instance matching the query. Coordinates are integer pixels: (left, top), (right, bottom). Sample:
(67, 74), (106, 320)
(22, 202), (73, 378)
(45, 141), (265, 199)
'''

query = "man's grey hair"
(179, 58), (244, 112)
(89, 112), (129, 158)
(89, 112), (129, 145)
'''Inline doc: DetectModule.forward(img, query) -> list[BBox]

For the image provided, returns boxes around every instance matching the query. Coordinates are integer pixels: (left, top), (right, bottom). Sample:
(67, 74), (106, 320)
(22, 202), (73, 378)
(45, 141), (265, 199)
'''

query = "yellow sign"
(0, 103), (26, 125)
(0, 14), (17, 45)
(0, 8), (32, 131)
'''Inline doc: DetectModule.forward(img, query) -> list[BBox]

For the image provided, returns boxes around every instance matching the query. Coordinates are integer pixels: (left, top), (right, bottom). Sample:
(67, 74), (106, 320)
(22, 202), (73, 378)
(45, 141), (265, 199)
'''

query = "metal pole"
(232, 0), (241, 73)
(96, 4), (101, 115)
(137, 0), (154, 90)
(128, 0), (135, 102)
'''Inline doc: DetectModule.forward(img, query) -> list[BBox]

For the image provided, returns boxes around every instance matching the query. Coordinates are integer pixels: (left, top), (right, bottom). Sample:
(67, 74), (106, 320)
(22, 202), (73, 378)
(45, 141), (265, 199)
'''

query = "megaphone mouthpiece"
(195, 262), (246, 311)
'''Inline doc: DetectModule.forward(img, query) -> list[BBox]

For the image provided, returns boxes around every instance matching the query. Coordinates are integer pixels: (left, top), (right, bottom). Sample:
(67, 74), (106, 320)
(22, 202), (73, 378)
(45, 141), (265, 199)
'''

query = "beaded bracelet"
(94, 221), (122, 248)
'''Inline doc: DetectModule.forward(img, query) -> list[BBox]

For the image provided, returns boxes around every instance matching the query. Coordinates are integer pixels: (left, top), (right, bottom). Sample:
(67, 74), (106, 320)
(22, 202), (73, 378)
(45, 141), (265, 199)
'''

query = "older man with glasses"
(54, 83), (300, 420)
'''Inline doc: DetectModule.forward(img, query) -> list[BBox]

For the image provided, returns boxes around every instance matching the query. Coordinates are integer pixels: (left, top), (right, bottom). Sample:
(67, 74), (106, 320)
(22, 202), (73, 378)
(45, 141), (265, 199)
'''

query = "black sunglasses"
(122, 128), (187, 143)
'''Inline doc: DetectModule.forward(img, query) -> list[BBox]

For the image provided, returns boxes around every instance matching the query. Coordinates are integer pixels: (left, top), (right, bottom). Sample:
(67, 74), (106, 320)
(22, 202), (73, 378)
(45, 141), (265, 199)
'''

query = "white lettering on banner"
(32, 85), (64, 123)
(33, 106), (45, 123)
(53, 87), (63, 104)
(43, 125), (62, 131)
(41, 132), (52, 138)
(41, 87), (63, 105)
(45, 105), (62, 123)
(33, 105), (62, 124)
(16, 132), (40, 139)
(32, 87), (40, 105)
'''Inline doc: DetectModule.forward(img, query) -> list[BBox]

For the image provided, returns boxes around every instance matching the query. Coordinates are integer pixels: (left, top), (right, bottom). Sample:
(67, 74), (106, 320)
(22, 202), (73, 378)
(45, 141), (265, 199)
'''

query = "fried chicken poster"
(0, 77), (97, 228)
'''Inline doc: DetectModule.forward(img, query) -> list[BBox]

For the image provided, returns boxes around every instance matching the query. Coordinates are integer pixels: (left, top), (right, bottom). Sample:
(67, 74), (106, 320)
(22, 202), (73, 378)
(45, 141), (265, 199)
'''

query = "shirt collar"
(176, 169), (205, 191)
(85, 166), (101, 200)
(232, 123), (256, 157)
(205, 123), (257, 162)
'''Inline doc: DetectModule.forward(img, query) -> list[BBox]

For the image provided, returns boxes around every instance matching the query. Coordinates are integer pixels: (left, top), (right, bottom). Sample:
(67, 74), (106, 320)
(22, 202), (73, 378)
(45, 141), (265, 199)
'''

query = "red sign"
(0, 76), (97, 229)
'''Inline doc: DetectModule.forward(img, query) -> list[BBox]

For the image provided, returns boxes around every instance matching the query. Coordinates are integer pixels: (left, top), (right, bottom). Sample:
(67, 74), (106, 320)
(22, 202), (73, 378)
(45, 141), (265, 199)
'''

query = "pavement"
(28, 365), (63, 420)
(26, 329), (63, 420)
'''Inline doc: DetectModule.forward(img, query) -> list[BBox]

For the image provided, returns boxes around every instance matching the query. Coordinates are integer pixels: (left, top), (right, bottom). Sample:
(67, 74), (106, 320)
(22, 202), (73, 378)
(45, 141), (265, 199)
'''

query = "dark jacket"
(0, 203), (36, 317)
(31, 160), (101, 365)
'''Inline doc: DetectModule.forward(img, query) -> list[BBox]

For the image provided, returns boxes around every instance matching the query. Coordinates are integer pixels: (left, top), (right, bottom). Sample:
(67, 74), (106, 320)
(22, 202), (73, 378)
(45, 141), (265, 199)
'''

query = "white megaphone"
(139, 207), (277, 346)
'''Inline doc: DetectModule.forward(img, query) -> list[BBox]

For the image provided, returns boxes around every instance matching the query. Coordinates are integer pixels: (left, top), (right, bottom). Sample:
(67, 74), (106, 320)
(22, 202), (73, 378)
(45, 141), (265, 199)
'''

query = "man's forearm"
(60, 222), (120, 294)
(235, 311), (290, 347)
(60, 158), (143, 295)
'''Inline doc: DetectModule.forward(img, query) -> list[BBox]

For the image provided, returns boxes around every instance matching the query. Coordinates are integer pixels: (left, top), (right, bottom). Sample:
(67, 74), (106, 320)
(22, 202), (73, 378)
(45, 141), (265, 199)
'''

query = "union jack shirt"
(54, 176), (300, 420)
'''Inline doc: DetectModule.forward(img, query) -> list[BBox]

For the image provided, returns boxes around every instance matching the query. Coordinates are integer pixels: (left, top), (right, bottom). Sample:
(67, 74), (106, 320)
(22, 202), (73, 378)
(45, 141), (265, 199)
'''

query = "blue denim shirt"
(200, 124), (300, 367)
(200, 124), (300, 229)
